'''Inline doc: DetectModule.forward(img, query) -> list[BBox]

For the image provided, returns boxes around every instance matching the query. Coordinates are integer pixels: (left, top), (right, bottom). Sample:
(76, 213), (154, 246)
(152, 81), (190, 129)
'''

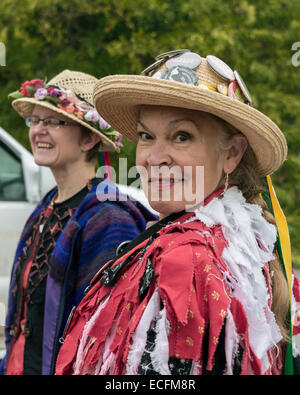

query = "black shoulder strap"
(86, 209), (186, 291)
(116, 209), (186, 258)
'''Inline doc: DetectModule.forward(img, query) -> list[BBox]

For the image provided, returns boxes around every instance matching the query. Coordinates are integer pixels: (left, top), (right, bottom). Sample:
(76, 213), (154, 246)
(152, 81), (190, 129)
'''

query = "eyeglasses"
(25, 115), (78, 129)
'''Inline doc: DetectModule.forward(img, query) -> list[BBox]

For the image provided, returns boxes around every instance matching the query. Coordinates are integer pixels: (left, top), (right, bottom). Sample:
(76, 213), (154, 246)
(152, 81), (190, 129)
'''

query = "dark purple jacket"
(0, 180), (156, 374)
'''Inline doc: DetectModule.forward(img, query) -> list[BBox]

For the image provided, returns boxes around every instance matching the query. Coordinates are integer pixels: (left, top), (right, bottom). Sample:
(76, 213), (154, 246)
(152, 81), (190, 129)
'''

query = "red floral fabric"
(55, 188), (300, 376)
(293, 272), (300, 336)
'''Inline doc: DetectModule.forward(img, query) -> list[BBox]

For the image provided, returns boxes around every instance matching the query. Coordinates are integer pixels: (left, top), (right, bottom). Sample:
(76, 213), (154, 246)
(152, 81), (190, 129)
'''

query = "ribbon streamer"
(263, 175), (294, 375)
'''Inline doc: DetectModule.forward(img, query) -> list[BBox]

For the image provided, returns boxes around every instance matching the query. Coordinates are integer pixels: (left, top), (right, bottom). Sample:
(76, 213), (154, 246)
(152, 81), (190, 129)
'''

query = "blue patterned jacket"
(0, 179), (156, 374)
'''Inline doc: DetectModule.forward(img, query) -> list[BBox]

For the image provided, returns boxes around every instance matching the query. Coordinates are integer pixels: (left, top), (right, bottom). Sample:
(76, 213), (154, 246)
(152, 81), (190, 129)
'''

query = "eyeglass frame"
(25, 115), (78, 129)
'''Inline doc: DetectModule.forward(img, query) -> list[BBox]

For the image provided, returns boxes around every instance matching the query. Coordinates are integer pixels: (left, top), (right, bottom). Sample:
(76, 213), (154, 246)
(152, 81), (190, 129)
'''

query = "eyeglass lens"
(26, 116), (63, 128)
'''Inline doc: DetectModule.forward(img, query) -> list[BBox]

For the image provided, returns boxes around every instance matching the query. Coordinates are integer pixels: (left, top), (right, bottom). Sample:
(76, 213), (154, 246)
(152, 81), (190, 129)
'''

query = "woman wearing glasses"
(56, 52), (300, 375)
(0, 70), (155, 375)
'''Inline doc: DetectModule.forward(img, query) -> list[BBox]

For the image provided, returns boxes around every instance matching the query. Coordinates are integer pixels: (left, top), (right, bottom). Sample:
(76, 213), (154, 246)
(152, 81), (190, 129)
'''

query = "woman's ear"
(223, 134), (248, 174)
(80, 132), (102, 152)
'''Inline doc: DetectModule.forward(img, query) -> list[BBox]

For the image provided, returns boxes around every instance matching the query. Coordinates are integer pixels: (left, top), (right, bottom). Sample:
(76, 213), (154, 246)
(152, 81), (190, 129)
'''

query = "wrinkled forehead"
(31, 104), (67, 120)
(138, 105), (225, 130)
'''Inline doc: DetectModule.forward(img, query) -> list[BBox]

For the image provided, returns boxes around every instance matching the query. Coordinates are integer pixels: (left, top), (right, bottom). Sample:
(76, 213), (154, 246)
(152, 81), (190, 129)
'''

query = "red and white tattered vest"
(56, 187), (300, 375)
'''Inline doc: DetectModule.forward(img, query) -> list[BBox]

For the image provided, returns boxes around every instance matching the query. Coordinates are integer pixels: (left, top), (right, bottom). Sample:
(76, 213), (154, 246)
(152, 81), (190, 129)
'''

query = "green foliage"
(0, 0), (300, 264)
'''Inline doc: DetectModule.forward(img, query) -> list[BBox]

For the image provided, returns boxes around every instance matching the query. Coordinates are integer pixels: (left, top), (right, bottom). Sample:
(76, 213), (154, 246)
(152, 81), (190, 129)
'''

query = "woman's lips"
(149, 178), (184, 191)
(36, 142), (54, 149)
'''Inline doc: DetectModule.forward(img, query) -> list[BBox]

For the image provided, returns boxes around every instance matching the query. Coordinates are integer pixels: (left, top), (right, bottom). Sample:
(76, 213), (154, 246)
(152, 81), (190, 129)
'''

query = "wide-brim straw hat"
(12, 70), (117, 152)
(93, 50), (287, 175)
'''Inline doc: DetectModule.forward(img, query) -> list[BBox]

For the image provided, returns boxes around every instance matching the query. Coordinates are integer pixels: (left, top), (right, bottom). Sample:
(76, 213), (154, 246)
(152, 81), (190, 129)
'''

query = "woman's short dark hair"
(80, 126), (102, 163)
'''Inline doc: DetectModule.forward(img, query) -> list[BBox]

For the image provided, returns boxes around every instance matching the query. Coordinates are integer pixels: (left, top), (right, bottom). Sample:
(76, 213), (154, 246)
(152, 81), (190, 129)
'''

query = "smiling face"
(136, 106), (246, 217)
(28, 105), (86, 171)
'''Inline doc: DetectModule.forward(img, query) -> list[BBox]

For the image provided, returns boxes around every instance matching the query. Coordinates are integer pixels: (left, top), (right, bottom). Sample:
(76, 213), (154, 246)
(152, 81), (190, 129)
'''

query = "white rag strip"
(73, 295), (109, 374)
(125, 287), (161, 374)
(191, 186), (282, 373)
(150, 307), (171, 374)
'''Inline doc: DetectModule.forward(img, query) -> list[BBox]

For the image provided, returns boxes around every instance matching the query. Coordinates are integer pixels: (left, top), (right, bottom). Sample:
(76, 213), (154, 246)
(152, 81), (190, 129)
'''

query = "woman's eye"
(174, 131), (191, 142)
(137, 131), (152, 141)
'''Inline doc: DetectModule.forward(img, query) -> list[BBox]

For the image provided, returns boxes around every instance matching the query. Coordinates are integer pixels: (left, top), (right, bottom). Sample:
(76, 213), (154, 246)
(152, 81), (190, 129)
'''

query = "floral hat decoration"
(9, 70), (123, 152)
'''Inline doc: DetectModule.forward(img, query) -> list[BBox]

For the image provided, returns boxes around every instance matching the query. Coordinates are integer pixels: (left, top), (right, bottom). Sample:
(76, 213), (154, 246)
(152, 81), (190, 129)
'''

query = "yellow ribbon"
(266, 175), (293, 325)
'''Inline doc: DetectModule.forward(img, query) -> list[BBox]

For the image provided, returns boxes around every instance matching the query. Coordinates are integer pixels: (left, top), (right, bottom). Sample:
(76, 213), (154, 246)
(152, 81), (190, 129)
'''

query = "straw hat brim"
(94, 75), (287, 176)
(12, 97), (116, 152)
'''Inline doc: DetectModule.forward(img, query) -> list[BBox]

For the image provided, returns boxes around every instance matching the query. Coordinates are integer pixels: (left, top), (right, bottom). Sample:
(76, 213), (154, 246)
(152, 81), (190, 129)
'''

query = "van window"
(0, 141), (26, 201)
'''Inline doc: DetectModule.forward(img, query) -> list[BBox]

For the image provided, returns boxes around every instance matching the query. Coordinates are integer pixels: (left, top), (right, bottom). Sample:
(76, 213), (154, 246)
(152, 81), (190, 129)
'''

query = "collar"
(170, 185), (230, 225)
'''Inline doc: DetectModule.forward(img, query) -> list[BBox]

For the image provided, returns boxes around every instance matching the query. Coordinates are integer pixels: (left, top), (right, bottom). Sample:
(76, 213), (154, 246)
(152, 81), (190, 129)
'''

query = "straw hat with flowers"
(9, 69), (122, 152)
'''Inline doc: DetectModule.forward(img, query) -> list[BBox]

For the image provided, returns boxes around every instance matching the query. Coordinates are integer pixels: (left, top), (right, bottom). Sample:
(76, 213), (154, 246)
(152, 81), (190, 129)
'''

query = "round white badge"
(166, 52), (202, 70)
(234, 70), (253, 104)
(206, 55), (235, 81)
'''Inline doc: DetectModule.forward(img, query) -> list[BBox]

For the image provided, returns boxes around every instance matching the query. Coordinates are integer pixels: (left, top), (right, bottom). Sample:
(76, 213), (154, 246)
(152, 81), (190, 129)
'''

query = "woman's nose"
(30, 121), (47, 134)
(146, 141), (172, 167)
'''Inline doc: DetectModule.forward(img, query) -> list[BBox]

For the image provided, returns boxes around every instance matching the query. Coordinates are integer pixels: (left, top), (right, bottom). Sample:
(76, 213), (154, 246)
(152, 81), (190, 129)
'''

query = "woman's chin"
(33, 154), (56, 168)
(149, 200), (185, 218)
(32, 148), (58, 167)
(33, 157), (52, 167)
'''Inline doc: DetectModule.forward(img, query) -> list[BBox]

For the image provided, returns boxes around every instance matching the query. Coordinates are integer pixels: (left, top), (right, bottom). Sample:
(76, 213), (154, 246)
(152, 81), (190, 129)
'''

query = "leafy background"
(0, 0), (299, 265)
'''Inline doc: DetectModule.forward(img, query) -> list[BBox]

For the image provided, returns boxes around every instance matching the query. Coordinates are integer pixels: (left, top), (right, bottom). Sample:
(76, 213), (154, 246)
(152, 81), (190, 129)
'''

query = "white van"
(0, 126), (55, 314)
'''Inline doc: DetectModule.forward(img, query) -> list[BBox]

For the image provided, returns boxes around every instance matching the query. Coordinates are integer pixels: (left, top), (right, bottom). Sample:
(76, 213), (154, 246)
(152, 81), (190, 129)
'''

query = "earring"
(223, 172), (229, 194)
(219, 173), (229, 199)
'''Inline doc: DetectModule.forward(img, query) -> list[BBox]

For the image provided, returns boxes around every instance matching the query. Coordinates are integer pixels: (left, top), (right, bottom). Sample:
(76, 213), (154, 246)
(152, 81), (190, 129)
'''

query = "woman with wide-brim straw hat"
(56, 51), (300, 375)
(0, 69), (156, 375)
